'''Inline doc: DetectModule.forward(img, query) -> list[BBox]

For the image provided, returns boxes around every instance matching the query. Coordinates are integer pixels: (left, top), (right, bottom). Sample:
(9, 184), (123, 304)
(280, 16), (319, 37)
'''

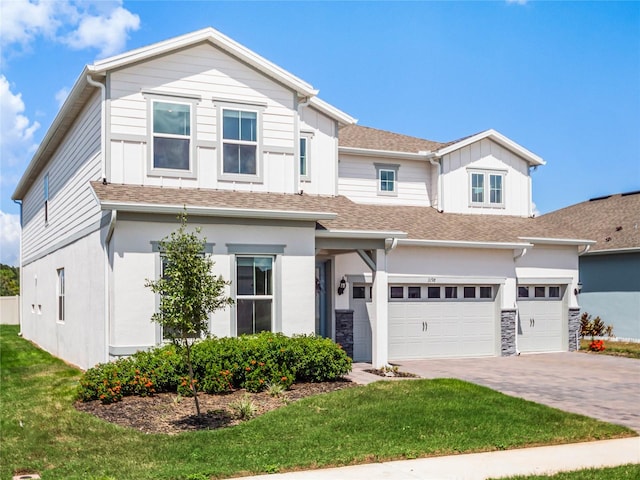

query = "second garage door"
(388, 284), (498, 360)
(517, 285), (565, 353)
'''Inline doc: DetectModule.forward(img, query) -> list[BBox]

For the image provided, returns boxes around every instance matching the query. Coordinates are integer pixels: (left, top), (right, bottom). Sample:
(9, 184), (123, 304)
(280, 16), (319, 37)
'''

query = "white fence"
(0, 296), (20, 325)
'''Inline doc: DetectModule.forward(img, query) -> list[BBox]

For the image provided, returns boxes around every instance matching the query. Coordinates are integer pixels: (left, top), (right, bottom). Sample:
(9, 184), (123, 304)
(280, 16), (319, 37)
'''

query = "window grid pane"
(427, 286), (441, 299)
(390, 286), (404, 298)
(490, 174), (503, 204)
(408, 286), (421, 299)
(445, 286), (458, 299)
(153, 102), (190, 135)
(535, 286), (546, 298)
(472, 173), (484, 203)
(464, 286), (476, 298)
(479, 286), (492, 299)
(380, 170), (395, 192)
(549, 286), (561, 298)
(518, 286), (529, 298)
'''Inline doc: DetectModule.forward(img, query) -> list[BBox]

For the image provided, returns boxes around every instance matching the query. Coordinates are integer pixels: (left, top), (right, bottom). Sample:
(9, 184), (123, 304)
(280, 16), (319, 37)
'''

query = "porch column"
(371, 248), (388, 368)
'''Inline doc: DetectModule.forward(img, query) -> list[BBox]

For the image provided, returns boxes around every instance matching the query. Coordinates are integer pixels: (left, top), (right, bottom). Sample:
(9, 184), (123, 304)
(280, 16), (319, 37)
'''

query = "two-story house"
(12, 28), (593, 370)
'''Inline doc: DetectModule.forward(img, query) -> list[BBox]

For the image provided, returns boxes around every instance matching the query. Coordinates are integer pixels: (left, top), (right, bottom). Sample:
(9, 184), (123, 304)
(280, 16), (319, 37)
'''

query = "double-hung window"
(152, 101), (191, 171)
(223, 109), (258, 175)
(236, 256), (273, 335)
(57, 268), (64, 322)
(470, 171), (505, 207)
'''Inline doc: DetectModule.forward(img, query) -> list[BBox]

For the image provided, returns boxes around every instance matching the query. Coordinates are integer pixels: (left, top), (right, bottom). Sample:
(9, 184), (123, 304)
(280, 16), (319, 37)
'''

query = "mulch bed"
(365, 368), (419, 378)
(75, 380), (354, 435)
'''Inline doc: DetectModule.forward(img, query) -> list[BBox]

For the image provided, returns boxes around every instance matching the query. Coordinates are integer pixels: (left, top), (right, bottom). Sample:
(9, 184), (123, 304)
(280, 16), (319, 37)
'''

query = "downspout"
(85, 75), (107, 182)
(296, 95), (312, 194)
(579, 244), (591, 255)
(12, 199), (23, 336)
(512, 247), (528, 355)
(427, 156), (443, 212)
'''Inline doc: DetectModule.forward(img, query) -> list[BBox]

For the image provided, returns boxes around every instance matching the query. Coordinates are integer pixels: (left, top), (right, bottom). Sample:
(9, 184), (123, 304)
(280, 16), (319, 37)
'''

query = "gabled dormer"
(337, 125), (544, 217)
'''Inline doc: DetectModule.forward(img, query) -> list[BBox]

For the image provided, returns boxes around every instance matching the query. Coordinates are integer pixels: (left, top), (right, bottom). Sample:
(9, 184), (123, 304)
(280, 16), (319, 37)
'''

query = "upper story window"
(375, 163), (399, 197)
(223, 109), (258, 175)
(44, 173), (49, 224)
(299, 137), (309, 178)
(152, 101), (191, 171)
(469, 170), (505, 208)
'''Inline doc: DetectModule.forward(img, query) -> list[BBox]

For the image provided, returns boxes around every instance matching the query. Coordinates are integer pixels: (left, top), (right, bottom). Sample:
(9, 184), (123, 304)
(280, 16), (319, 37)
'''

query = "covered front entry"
(517, 284), (566, 353)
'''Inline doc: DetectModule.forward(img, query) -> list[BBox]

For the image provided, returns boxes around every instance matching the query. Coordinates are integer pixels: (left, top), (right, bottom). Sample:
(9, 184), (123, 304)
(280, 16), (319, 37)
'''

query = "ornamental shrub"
(77, 332), (351, 403)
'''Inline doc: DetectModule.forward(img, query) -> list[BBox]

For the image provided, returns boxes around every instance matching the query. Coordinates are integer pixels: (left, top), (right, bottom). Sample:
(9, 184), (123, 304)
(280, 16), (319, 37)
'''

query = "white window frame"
(375, 163), (399, 197)
(468, 169), (506, 208)
(57, 268), (64, 323)
(235, 255), (274, 335)
(299, 135), (311, 180)
(518, 285), (564, 300)
(147, 97), (197, 178)
(218, 103), (264, 183)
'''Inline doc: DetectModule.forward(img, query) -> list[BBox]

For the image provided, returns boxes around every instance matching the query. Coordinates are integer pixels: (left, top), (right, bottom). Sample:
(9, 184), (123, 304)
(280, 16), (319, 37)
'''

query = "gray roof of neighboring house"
(540, 191), (640, 253)
(92, 182), (585, 245)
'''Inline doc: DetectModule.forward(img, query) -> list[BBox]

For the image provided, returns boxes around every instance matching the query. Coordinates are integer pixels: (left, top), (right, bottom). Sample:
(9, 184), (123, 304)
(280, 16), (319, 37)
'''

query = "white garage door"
(351, 284), (499, 362)
(517, 285), (565, 353)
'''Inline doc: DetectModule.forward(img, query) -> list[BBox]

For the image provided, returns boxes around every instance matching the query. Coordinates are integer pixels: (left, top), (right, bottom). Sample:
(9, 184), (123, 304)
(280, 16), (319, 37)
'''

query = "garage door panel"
(517, 284), (565, 353)
(388, 296), (497, 360)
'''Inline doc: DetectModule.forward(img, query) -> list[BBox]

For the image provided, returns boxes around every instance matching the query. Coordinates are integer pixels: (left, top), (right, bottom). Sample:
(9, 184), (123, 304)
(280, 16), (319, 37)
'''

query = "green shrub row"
(77, 333), (351, 403)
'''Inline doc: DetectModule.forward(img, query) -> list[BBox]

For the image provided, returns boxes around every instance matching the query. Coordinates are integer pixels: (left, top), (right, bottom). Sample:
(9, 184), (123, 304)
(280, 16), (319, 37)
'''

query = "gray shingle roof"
(339, 125), (449, 153)
(92, 182), (584, 245)
(540, 192), (640, 252)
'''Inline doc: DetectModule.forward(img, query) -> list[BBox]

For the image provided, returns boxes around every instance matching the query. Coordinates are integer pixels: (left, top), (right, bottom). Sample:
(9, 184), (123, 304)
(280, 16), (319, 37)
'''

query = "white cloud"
(55, 87), (70, 108)
(1, 0), (140, 59)
(0, 75), (40, 168)
(0, 211), (21, 266)
(65, 6), (140, 58)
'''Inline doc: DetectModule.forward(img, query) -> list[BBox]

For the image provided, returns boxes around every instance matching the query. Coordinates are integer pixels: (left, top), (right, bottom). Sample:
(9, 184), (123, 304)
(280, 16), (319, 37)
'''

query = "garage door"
(388, 284), (498, 360)
(517, 285), (565, 353)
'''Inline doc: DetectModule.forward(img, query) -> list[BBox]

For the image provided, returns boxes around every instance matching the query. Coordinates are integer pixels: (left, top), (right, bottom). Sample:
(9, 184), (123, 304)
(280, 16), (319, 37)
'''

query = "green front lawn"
(497, 464), (640, 479)
(1, 325), (635, 480)
(580, 339), (640, 359)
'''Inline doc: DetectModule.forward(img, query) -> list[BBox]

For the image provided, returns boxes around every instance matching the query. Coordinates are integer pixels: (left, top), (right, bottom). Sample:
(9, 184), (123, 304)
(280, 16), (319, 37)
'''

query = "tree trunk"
(185, 339), (201, 417)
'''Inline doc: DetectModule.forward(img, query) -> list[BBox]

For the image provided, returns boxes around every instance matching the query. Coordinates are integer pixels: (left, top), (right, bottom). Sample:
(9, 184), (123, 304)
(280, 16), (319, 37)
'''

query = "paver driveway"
(396, 352), (640, 433)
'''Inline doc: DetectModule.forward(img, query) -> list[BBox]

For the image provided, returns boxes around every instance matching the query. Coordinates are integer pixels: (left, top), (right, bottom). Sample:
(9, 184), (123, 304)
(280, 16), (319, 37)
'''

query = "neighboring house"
(12, 28), (594, 370)
(541, 192), (640, 340)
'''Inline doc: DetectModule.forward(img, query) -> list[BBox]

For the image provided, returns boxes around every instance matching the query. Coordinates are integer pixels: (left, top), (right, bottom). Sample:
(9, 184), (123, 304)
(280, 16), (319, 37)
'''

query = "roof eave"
(398, 239), (533, 249)
(99, 200), (337, 222)
(518, 237), (596, 246)
(582, 247), (640, 256)
(315, 229), (408, 240)
(12, 66), (93, 200)
(307, 97), (357, 125)
(436, 129), (546, 166)
(338, 146), (434, 160)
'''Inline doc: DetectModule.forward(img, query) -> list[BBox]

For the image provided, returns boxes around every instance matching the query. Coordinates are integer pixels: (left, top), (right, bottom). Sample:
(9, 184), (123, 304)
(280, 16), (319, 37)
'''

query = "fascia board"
(13, 67), (91, 200)
(437, 129), (545, 166)
(98, 201), (337, 221)
(519, 237), (597, 246)
(315, 229), (408, 239)
(89, 27), (318, 97)
(308, 97), (357, 125)
(582, 247), (640, 256)
(398, 239), (533, 249)
(339, 146), (433, 160)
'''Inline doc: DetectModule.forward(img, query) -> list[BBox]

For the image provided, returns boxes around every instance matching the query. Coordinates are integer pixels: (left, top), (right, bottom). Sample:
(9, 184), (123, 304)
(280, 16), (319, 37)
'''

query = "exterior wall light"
(337, 277), (347, 295)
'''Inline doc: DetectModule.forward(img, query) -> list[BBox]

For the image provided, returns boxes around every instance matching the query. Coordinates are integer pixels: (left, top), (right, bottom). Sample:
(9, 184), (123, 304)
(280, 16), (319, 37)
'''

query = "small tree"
(145, 212), (232, 416)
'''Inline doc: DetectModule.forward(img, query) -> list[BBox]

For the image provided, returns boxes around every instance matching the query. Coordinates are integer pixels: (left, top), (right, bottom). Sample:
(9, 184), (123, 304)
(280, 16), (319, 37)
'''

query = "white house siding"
(22, 92), (102, 263)
(441, 138), (531, 216)
(107, 43), (306, 194)
(20, 230), (106, 370)
(337, 154), (433, 206)
(298, 106), (339, 196)
(108, 217), (316, 356)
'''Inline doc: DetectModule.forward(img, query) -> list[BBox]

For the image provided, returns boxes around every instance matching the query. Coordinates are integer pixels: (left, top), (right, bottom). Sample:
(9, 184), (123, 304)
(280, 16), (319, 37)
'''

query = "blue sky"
(1, 0), (639, 265)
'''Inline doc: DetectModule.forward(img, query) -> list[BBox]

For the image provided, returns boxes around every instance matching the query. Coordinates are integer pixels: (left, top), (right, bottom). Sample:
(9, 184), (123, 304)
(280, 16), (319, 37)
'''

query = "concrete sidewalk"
(235, 437), (640, 479)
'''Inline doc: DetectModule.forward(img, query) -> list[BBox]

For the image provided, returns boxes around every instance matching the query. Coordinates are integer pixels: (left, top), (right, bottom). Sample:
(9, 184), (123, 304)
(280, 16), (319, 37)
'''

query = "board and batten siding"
(298, 105), (339, 196)
(337, 154), (434, 206)
(108, 43), (310, 194)
(22, 91), (103, 264)
(441, 138), (531, 217)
